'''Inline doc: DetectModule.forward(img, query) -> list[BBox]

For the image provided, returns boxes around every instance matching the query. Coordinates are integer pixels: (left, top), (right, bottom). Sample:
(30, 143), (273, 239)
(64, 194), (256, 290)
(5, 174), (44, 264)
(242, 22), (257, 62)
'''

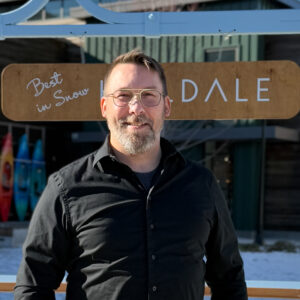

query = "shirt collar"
(92, 135), (186, 168)
(92, 135), (115, 168)
(160, 137), (185, 166)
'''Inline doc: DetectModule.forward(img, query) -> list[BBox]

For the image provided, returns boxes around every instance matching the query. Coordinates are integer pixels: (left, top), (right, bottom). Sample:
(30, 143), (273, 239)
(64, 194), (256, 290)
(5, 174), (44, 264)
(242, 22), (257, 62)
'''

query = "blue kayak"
(14, 134), (30, 221)
(30, 139), (46, 212)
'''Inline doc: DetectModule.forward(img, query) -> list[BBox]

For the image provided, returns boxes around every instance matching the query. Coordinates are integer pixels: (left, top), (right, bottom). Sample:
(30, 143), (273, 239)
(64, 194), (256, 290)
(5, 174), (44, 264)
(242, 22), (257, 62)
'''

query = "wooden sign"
(1, 61), (300, 121)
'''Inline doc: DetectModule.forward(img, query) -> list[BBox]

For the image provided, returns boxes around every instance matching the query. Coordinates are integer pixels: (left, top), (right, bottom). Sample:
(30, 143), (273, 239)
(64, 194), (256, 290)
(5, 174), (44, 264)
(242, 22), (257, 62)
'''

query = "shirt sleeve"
(14, 173), (71, 300)
(204, 174), (248, 300)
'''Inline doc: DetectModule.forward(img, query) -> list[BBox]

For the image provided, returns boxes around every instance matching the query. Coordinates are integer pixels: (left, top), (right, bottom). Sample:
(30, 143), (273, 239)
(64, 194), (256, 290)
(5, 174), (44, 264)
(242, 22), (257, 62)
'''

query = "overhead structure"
(0, 0), (300, 39)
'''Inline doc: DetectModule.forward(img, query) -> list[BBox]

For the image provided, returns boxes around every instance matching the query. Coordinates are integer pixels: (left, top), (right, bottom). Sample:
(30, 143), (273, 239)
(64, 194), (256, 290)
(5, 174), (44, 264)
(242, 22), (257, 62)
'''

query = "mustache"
(119, 115), (153, 127)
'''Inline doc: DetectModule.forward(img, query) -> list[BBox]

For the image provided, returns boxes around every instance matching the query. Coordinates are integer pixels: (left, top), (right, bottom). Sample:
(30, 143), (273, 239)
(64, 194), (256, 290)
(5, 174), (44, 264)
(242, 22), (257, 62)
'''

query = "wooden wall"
(265, 143), (300, 230)
(264, 35), (300, 231)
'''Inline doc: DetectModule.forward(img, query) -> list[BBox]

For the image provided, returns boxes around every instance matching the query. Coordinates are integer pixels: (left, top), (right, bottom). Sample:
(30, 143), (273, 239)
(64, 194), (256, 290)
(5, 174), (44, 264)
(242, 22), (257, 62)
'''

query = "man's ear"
(164, 96), (171, 118)
(100, 97), (107, 118)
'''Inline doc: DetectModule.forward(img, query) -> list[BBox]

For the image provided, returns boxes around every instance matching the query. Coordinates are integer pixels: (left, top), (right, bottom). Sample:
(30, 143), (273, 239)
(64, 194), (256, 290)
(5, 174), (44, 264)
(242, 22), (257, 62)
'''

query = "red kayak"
(0, 133), (14, 221)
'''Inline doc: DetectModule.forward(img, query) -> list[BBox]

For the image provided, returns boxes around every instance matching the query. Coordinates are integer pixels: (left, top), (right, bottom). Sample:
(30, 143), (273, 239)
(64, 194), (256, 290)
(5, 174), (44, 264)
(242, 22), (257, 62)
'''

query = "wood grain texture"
(1, 282), (299, 298)
(1, 61), (300, 121)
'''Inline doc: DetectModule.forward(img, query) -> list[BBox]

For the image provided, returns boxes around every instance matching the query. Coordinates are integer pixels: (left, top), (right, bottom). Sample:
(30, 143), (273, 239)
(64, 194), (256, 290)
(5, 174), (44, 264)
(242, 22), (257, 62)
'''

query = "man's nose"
(128, 95), (145, 114)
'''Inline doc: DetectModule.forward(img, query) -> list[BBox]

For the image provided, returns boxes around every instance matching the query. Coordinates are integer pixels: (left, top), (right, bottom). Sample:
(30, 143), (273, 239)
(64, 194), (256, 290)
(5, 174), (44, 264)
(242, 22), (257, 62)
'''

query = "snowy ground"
(0, 247), (299, 300)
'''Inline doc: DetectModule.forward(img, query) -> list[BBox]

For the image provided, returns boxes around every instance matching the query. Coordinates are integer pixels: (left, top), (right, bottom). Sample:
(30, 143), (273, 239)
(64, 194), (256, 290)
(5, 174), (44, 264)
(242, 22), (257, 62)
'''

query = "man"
(15, 49), (248, 300)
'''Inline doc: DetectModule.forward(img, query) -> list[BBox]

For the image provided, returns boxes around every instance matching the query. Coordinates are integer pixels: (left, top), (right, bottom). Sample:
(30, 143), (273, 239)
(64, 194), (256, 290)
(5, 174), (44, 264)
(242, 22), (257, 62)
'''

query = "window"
(205, 48), (239, 62)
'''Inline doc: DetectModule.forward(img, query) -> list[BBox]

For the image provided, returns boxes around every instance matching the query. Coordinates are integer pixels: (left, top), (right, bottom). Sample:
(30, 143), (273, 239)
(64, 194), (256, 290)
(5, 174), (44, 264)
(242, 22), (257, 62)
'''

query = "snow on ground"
(241, 251), (300, 281)
(0, 247), (299, 300)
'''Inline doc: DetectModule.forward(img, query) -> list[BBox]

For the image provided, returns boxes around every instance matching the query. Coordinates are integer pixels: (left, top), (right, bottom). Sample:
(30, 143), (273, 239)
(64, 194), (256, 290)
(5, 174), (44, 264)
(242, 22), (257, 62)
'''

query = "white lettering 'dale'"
(182, 79), (198, 103)
(257, 78), (270, 102)
(235, 78), (248, 102)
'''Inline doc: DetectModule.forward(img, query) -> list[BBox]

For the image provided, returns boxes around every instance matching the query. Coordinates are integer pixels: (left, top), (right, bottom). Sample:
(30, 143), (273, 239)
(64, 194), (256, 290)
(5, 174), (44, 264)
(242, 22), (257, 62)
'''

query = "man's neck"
(111, 141), (162, 173)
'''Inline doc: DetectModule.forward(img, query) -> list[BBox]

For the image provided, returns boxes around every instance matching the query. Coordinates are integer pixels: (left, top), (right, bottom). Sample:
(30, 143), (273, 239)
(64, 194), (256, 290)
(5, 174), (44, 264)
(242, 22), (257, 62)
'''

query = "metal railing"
(0, 277), (299, 298)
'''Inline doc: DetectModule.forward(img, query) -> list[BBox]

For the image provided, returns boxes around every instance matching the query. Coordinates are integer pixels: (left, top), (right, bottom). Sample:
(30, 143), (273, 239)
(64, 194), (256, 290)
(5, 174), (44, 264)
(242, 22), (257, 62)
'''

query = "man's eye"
(142, 91), (158, 98)
(116, 93), (131, 99)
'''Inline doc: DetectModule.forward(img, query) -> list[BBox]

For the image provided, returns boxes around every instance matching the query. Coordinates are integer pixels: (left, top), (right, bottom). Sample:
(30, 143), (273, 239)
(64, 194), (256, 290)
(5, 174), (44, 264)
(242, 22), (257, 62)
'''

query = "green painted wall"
(232, 142), (261, 230)
(232, 120), (262, 231)
(85, 35), (261, 63)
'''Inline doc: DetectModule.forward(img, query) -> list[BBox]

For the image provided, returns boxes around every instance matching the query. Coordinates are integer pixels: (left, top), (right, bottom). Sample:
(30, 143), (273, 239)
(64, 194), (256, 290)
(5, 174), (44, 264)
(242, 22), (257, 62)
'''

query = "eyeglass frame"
(105, 88), (165, 108)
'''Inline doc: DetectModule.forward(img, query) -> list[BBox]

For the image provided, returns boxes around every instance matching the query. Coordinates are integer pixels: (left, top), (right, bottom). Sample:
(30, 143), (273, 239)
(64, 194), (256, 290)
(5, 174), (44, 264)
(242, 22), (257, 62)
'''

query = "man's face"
(101, 63), (170, 155)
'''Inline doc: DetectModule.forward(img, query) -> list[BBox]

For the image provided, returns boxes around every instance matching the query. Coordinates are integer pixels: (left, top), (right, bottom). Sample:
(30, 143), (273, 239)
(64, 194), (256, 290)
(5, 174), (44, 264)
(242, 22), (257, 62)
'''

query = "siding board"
(265, 144), (300, 230)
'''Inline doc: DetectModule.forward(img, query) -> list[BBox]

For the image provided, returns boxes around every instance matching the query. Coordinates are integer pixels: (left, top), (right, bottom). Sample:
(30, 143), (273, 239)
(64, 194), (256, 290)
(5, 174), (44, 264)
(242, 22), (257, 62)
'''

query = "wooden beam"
(0, 282), (15, 292)
(1, 280), (300, 298)
(247, 287), (300, 299)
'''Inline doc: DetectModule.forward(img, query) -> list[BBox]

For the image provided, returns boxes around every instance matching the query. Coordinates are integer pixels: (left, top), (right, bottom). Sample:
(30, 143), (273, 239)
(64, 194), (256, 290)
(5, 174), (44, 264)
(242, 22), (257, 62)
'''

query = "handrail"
(0, 276), (299, 298)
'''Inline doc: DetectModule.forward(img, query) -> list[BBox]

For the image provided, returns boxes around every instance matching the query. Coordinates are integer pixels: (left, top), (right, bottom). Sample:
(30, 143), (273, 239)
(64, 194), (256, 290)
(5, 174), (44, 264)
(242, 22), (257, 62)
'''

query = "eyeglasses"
(106, 89), (164, 107)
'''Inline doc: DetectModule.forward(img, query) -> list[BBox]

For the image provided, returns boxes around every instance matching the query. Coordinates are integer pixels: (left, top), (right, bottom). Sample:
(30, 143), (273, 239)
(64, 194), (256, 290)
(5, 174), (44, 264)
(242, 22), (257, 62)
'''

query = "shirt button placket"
(147, 190), (159, 299)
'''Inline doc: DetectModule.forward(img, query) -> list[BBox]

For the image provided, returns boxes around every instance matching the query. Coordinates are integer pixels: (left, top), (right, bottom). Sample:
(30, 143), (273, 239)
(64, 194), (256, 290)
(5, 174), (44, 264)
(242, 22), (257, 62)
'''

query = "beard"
(107, 114), (163, 155)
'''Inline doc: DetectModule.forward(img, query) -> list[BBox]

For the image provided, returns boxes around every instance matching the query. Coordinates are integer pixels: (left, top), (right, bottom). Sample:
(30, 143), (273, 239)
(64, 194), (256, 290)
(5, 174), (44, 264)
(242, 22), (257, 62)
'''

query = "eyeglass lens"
(113, 90), (161, 107)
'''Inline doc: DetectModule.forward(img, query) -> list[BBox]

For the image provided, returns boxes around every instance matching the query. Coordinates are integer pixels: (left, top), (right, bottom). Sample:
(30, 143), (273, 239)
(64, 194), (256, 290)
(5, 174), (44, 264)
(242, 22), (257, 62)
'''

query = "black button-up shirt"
(15, 137), (247, 300)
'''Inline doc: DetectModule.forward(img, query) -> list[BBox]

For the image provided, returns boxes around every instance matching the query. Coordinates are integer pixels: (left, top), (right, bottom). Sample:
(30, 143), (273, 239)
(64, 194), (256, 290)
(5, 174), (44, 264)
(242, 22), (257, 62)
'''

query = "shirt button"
(152, 286), (157, 292)
(151, 254), (156, 260)
(150, 224), (155, 230)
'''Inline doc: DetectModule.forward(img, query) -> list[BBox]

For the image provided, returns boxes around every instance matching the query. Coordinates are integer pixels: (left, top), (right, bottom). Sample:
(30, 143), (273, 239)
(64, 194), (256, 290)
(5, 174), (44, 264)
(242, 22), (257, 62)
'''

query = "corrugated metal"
(85, 34), (260, 63)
